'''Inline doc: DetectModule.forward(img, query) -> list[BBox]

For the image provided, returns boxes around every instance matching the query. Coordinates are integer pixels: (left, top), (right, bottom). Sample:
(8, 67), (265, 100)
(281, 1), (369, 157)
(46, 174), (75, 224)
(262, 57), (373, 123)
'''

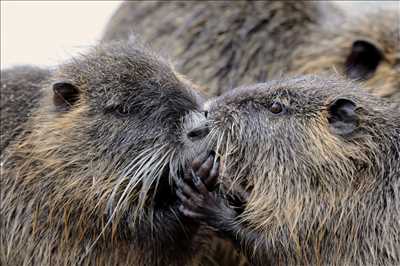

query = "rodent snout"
(187, 125), (209, 141)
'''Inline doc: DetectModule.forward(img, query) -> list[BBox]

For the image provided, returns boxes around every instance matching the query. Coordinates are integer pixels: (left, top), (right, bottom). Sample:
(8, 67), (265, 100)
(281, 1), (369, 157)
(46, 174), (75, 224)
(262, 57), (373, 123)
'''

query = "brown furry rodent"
(178, 75), (400, 265)
(102, 1), (399, 100)
(0, 38), (217, 265)
(0, 66), (51, 152)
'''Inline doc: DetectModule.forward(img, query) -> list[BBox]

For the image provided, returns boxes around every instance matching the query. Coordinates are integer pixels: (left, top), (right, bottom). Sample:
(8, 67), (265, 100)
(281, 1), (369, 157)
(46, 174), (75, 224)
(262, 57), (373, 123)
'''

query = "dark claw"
(192, 152), (210, 171)
(204, 157), (220, 189)
(192, 170), (202, 184)
(197, 155), (214, 179)
(192, 176), (209, 195)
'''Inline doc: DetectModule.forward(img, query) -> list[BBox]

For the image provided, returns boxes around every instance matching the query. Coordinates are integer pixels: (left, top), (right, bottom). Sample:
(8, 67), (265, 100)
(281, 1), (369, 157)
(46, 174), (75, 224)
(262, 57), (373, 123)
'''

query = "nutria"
(177, 76), (400, 265)
(0, 66), (51, 152)
(102, 1), (399, 100)
(0, 38), (220, 265)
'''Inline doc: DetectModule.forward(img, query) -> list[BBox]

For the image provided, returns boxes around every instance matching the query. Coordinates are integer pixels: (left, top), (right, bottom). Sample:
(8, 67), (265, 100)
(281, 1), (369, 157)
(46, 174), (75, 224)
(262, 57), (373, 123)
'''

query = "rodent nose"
(187, 125), (209, 141)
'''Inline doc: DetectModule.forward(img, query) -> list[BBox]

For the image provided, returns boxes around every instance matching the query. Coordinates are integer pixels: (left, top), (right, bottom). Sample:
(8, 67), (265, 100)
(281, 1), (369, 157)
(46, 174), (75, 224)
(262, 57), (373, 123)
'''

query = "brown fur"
(102, 1), (399, 100)
(200, 75), (400, 265)
(0, 39), (216, 265)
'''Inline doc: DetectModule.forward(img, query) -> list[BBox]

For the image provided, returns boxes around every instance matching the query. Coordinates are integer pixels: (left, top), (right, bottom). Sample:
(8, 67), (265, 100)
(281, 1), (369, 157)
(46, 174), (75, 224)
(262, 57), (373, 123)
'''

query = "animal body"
(0, 39), (217, 266)
(0, 66), (51, 152)
(178, 75), (400, 265)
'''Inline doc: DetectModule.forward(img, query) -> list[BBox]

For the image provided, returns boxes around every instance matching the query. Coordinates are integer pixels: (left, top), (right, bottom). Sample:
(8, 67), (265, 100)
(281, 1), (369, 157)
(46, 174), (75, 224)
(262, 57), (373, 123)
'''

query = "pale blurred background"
(1, 1), (398, 69)
(1, 1), (121, 69)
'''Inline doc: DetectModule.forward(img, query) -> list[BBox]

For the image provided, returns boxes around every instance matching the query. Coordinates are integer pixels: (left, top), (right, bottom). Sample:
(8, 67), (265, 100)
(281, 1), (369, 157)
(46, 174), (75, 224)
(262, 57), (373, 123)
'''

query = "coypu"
(177, 75), (400, 265)
(102, 1), (399, 100)
(0, 66), (51, 152)
(0, 38), (221, 265)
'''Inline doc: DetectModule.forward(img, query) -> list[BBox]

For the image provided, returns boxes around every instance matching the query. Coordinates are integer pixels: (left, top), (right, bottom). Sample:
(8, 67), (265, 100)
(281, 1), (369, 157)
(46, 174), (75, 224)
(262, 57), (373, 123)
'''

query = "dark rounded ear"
(327, 98), (358, 136)
(52, 81), (80, 110)
(345, 40), (383, 80)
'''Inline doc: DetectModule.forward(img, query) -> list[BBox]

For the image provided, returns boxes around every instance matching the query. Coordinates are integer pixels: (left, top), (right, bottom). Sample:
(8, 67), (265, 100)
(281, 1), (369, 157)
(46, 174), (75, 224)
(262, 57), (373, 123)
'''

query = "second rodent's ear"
(327, 98), (358, 136)
(52, 81), (80, 110)
(345, 40), (383, 80)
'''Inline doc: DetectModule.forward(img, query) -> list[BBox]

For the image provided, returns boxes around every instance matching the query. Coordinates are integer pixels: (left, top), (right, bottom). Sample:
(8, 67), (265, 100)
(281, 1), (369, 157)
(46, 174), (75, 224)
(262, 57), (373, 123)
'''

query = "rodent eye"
(115, 107), (129, 116)
(270, 101), (283, 114)
(104, 105), (130, 117)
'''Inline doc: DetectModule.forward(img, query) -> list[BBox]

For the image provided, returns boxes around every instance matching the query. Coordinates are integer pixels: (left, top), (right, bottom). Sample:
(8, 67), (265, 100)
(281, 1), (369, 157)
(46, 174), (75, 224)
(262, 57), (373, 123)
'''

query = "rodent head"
(191, 75), (399, 230)
(7, 39), (204, 231)
(294, 8), (400, 101)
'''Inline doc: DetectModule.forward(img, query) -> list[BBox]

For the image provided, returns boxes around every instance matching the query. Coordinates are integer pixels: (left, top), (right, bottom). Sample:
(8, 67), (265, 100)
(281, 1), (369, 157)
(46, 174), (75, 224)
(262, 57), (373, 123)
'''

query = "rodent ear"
(345, 40), (383, 80)
(327, 98), (358, 136)
(52, 81), (80, 110)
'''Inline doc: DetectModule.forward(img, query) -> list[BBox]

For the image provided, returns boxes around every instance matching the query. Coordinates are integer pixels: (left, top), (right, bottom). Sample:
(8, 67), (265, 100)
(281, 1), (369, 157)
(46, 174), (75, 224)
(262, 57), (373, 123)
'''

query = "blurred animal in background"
(0, 66), (51, 152)
(103, 1), (399, 101)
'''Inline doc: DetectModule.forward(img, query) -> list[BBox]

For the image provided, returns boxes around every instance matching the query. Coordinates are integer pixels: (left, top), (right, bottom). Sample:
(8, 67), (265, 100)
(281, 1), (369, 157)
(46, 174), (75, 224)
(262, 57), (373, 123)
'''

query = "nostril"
(187, 126), (210, 141)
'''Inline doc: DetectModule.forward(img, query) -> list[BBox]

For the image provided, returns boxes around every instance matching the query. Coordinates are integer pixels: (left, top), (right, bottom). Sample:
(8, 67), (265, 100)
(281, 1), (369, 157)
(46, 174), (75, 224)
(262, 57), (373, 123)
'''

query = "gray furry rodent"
(0, 39), (216, 265)
(178, 75), (400, 265)
(0, 66), (51, 152)
(103, 1), (399, 100)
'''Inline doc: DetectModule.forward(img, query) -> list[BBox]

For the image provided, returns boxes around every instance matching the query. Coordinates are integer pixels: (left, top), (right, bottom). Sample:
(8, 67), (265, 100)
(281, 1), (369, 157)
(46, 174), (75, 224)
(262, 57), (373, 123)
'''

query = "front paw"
(186, 150), (220, 190)
(176, 178), (213, 220)
(176, 153), (236, 229)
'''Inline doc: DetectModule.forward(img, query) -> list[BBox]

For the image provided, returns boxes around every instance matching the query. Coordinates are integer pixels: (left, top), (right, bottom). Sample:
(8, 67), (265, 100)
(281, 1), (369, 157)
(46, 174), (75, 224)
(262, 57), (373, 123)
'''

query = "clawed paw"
(176, 151), (220, 220)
